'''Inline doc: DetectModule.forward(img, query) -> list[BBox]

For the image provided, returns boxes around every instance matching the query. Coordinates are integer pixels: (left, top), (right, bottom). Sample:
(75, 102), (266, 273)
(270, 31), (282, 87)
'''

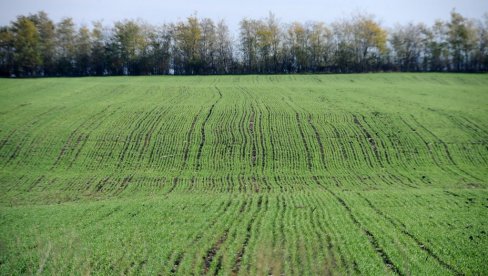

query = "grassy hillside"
(0, 73), (487, 275)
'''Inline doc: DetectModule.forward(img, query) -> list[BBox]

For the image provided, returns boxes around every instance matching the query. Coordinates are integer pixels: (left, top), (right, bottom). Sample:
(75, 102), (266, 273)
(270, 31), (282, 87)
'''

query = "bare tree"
(215, 20), (233, 74)
(239, 18), (260, 73)
(390, 23), (427, 71)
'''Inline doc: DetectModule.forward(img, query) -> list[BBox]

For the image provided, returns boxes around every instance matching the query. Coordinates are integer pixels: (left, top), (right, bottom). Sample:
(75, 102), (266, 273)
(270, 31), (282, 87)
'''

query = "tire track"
(68, 107), (119, 168)
(356, 192), (463, 275)
(257, 112), (266, 173)
(203, 230), (229, 274)
(312, 176), (403, 275)
(409, 115), (483, 181)
(249, 108), (257, 167)
(181, 108), (203, 169)
(117, 107), (159, 168)
(296, 112), (313, 171)
(399, 117), (457, 179)
(4, 107), (61, 167)
(196, 87), (223, 171)
(231, 195), (265, 275)
(264, 104), (276, 172)
(52, 106), (111, 169)
(307, 114), (327, 169)
(352, 114), (382, 164)
(308, 190), (356, 273)
(169, 198), (233, 274)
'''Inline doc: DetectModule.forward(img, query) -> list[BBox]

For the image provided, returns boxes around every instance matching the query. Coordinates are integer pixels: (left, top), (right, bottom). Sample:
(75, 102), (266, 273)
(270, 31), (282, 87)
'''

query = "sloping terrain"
(0, 74), (487, 274)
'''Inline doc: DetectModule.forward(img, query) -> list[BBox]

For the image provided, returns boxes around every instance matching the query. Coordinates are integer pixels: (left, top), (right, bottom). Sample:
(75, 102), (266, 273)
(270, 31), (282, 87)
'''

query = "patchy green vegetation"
(0, 73), (487, 275)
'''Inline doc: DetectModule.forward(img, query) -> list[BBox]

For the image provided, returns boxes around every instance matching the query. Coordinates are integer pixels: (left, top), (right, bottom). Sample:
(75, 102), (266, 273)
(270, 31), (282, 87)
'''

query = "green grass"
(0, 73), (487, 275)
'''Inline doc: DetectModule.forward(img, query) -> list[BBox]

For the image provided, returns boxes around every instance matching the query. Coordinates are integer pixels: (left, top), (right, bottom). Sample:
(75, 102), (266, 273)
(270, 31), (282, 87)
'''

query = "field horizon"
(0, 73), (487, 275)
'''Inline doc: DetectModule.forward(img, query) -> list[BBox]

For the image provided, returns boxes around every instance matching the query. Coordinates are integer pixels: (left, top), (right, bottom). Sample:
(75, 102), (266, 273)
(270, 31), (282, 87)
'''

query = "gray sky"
(1, 0), (487, 32)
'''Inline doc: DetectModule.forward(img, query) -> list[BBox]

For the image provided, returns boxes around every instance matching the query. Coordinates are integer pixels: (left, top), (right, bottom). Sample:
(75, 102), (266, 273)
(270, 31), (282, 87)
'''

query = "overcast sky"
(0, 0), (487, 32)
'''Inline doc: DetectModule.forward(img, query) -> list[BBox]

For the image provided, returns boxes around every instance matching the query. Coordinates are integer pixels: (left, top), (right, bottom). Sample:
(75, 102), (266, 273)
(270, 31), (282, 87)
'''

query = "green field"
(0, 73), (487, 275)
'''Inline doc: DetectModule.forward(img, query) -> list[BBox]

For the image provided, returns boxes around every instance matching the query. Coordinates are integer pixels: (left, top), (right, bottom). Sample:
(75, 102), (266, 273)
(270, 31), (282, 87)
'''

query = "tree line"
(1, 10), (487, 76)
